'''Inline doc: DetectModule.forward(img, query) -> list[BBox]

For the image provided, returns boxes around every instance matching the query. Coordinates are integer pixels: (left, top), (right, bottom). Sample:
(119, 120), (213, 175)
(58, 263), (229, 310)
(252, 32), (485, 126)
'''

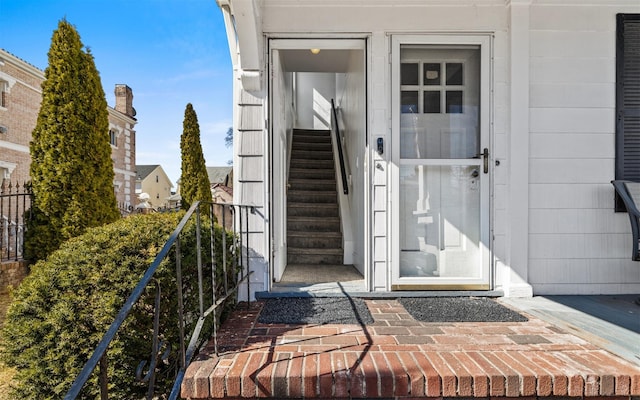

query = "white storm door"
(391, 35), (491, 290)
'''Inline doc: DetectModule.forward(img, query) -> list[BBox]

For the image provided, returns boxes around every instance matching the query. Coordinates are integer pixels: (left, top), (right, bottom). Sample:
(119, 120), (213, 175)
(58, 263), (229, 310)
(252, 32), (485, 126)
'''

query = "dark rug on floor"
(258, 297), (374, 325)
(399, 297), (528, 323)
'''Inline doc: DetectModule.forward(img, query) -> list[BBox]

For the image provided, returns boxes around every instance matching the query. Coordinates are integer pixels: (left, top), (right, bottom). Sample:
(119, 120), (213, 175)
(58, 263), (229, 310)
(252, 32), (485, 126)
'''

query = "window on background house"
(109, 129), (117, 147)
(0, 80), (7, 108)
(616, 14), (640, 211)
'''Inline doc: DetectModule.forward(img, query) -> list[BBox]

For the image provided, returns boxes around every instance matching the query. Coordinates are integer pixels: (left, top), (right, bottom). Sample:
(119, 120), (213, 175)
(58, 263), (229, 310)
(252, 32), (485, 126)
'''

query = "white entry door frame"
(390, 34), (493, 290)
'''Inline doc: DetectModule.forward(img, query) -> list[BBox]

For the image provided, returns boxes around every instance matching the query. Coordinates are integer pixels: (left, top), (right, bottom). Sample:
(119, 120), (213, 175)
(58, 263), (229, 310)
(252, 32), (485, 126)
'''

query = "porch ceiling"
(279, 49), (355, 72)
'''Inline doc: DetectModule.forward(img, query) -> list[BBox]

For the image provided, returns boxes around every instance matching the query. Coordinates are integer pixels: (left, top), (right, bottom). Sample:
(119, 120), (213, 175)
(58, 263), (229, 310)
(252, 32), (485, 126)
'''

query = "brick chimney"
(114, 84), (135, 118)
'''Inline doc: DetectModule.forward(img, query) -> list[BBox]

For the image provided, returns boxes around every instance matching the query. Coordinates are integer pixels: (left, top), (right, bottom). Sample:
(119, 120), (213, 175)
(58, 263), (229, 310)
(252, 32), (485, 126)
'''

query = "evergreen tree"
(27, 19), (119, 260)
(180, 103), (212, 209)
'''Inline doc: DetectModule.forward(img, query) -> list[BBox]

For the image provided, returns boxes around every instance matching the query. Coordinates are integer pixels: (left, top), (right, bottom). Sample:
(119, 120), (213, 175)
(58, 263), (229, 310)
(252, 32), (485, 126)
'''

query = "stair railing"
(329, 99), (355, 265)
(331, 99), (349, 195)
(64, 201), (256, 400)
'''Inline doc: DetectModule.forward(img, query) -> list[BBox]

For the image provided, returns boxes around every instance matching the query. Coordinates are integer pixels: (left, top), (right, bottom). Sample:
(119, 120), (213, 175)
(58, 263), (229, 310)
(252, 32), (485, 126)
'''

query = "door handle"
(478, 148), (489, 174)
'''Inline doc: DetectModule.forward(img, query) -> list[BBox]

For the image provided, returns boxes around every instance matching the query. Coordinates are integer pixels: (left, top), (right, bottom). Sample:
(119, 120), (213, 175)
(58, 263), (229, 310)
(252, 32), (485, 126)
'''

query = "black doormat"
(258, 297), (374, 325)
(399, 297), (528, 323)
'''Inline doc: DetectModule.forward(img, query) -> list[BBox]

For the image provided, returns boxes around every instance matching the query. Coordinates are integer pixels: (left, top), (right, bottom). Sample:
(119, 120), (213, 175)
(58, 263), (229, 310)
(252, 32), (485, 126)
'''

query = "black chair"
(612, 180), (640, 261)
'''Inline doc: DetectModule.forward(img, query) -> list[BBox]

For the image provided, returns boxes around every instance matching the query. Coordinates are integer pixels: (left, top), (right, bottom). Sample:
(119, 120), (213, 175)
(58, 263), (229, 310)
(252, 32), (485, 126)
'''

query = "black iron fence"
(0, 180), (32, 262)
(64, 201), (256, 399)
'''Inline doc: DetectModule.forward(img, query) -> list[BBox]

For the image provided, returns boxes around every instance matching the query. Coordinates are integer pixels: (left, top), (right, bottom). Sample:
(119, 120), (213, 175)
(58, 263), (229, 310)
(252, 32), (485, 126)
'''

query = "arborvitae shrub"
(2, 211), (238, 399)
(27, 19), (119, 261)
(180, 103), (212, 209)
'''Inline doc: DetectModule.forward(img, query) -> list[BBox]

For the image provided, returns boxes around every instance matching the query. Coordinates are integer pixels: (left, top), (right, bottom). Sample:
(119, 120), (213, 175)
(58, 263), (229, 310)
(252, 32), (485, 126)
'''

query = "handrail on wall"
(331, 99), (349, 195)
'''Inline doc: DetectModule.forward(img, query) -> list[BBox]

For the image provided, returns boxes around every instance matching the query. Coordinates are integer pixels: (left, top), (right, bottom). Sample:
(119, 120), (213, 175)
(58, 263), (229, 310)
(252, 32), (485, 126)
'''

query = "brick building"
(0, 49), (137, 211)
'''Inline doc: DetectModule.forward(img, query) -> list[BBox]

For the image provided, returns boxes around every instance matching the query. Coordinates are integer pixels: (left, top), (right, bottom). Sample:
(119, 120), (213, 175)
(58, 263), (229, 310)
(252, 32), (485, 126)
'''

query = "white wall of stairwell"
(336, 48), (367, 276)
(295, 73), (336, 130)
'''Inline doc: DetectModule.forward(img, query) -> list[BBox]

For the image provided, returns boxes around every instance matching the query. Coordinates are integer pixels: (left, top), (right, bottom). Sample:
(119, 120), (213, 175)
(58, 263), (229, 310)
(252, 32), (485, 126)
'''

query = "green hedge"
(1, 211), (238, 399)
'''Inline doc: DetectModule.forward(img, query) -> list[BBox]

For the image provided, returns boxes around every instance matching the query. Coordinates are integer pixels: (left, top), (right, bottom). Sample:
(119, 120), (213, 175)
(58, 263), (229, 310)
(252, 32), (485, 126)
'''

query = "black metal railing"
(65, 201), (256, 399)
(331, 99), (349, 195)
(0, 180), (32, 262)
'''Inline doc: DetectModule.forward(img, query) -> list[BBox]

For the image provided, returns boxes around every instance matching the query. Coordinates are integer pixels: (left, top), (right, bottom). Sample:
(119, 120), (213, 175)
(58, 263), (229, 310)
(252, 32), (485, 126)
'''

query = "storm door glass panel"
(398, 44), (482, 280)
(401, 63), (419, 85)
(401, 91), (419, 114)
(424, 63), (441, 85)
(446, 63), (463, 85)
(399, 46), (480, 159)
(399, 165), (481, 278)
(424, 91), (441, 113)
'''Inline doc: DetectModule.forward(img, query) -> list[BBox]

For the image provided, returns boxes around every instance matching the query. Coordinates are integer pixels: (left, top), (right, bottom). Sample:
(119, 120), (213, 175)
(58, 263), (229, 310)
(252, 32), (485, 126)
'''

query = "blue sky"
(1, 0), (234, 185)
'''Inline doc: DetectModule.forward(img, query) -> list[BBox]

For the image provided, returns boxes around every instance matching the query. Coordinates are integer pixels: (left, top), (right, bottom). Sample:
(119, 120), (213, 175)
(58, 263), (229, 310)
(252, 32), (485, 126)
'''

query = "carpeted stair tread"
(287, 128), (344, 269)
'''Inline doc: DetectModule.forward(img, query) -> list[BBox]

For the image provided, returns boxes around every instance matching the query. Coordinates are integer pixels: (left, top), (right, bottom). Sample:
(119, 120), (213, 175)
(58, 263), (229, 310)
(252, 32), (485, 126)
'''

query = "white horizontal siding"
(529, 108), (614, 134)
(529, 183), (613, 209)
(527, 3), (640, 294)
(530, 133), (614, 159)
(529, 209), (628, 234)
(238, 131), (263, 156)
(530, 84), (615, 108)
(530, 4), (639, 32)
(529, 233), (629, 259)
(530, 57), (615, 84)
(237, 180), (264, 207)
(530, 31), (615, 58)
(529, 259), (640, 286)
(237, 156), (264, 181)
(239, 105), (263, 131)
(239, 90), (262, 105)
(235, 88), (266, 301)
(529, 159), (613, 184)
(533, 283), (640, 296)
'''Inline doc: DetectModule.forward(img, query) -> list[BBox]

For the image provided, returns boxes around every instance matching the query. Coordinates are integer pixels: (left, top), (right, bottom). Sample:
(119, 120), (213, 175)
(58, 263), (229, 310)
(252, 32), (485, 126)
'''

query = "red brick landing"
(181, 299), (640, 399)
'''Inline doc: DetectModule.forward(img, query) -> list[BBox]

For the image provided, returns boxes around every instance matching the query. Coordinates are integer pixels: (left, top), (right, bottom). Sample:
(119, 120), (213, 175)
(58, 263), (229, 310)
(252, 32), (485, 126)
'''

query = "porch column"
(505, 0), (533, 297)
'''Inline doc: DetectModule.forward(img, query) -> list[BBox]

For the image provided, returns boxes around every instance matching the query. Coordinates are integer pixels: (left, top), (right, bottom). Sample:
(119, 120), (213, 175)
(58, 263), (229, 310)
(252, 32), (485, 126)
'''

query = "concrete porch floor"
(182, 296), (640, 399)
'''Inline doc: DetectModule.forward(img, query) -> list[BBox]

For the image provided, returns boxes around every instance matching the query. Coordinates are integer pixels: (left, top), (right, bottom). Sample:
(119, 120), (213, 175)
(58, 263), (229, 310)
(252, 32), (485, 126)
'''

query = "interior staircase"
(287, 129), (344, 266)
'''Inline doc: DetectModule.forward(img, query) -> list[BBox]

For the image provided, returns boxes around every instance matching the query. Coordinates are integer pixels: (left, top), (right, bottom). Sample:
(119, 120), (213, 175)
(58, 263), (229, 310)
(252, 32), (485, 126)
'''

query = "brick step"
(182, 300), (640, 399)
